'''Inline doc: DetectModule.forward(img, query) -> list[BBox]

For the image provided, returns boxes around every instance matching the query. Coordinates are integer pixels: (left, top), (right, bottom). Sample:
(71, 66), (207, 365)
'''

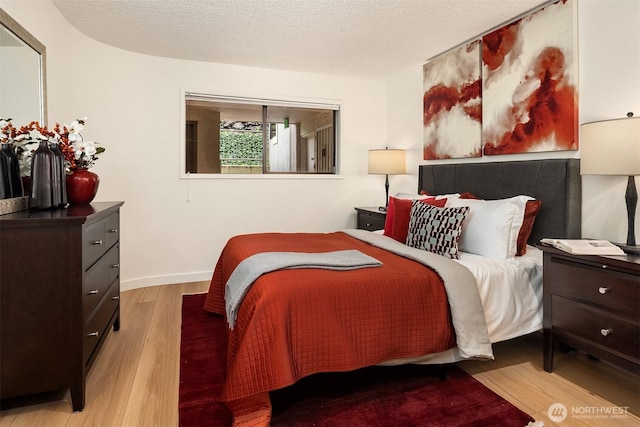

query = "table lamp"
(580, 114), (640, 254)
(368, 147), (406, 211)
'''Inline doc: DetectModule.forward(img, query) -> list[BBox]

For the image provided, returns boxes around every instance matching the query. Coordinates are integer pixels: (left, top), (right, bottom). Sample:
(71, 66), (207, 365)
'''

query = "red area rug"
(179, 293), (534, 426)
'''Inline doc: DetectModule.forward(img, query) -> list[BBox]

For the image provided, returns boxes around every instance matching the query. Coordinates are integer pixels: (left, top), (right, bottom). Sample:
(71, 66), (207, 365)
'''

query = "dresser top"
(0, 201), (124, 226)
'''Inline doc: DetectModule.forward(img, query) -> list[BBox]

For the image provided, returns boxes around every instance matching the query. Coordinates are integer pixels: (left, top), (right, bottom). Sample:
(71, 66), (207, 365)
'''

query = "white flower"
(16, 140), (40, 176)
(7, 116), (103, 173)
(68, 117), (86, 135)
(28, 129), (47, 141)
(68, 132), (82, 142)
(18, 155), (32, 176)
(73, 140), (98, 160)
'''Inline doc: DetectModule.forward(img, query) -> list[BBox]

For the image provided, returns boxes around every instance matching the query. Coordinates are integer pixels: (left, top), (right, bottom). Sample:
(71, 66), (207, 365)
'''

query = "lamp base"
(614, 242), (640, 256)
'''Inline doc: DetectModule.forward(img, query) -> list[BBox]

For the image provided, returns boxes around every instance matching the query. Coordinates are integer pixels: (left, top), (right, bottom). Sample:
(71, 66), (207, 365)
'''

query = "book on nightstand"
(539, 238), (625, 256)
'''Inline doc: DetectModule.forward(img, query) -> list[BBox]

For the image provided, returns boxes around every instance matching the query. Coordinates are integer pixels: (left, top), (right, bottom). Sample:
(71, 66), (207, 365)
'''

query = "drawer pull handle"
(111, 296), (120, 301)
(108, 228), (118, 233)
(86, 331), (99, 338)
(111, 264), (120, 269)
(87, 289), (99, 295)
(91, 239), (103, 245)
(598, 287), (609, 295)
(600, 328), (612, 337)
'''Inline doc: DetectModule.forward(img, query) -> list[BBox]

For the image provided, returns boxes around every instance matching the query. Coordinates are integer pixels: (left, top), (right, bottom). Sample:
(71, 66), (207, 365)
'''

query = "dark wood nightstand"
(539, 245), (640, 374)
(355, 207), (386, 231)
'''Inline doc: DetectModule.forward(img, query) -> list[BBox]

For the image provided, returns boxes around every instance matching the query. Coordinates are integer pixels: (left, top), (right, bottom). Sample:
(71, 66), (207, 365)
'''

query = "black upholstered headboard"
(418, 159), (581, 245)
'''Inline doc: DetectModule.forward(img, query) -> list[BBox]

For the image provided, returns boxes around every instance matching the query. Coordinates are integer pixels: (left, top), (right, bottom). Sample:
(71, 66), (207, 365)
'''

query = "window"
(183, 93), (340, 175)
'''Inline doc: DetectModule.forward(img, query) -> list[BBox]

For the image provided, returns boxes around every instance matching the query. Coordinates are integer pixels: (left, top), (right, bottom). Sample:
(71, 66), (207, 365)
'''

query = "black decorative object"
(0, 147), (10, 199)
(29, 140), (57, 209)
(49, 141), (67, 207)
(1, 143), (24, 198)
(625, 175), (637, 247)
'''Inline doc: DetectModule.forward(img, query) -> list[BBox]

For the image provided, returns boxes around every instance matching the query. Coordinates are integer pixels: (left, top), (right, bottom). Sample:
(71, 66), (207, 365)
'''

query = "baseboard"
(121, 271), (212, 291)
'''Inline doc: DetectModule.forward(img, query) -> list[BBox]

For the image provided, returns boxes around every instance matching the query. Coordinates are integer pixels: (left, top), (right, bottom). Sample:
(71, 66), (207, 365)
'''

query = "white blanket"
(457, 246), (543, 343)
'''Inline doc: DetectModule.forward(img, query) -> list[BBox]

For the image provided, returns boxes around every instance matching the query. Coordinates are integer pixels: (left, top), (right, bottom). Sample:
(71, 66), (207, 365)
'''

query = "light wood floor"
(1, 281), (638, 427)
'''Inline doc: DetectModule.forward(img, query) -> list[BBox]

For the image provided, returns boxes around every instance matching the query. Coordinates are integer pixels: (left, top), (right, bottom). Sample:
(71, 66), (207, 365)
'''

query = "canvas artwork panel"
(423, 40), (482, 160)
(482, 0), (578, 155)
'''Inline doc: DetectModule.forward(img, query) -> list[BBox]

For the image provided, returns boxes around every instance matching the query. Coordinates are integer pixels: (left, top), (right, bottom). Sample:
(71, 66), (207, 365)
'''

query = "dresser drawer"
(103, 212), (120, 250)
(553, 296), (639, 363)
(83, 212), (120, 270)
(547, 256), (639, 316)
(83, 282), (119, 364)
(83, 244), (119, 320)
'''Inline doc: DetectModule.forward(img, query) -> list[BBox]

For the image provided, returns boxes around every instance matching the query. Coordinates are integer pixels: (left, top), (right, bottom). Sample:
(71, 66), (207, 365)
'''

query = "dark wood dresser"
(355, 207), (386, 231)
(539, 245), (640, 374)
(0, 201), (124, 411)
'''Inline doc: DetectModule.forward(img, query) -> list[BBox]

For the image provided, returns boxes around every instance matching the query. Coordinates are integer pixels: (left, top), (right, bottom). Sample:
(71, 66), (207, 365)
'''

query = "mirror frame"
(0, 7), (47, 125)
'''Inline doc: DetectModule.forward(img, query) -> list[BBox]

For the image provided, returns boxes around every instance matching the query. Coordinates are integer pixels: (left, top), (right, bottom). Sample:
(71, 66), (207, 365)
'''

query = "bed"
(203, 158), (581, 426)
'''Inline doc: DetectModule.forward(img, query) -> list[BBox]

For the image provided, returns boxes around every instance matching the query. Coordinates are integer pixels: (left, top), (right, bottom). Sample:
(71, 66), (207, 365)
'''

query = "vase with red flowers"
(1, 117), (105, 207)
(62, 118), (105, 205)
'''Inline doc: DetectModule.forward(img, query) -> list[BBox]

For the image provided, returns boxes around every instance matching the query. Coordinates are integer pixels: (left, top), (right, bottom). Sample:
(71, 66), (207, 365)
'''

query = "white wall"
(3, 0), (637, 292)
(1, 0), (388, 290)
(386, 0), (640, 245)
(578, 0), (640, 243)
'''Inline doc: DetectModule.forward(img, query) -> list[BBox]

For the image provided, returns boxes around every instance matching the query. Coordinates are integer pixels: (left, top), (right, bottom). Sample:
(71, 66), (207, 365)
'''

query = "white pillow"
(446, 195), (532, 260)
(394, 192), (460, 200)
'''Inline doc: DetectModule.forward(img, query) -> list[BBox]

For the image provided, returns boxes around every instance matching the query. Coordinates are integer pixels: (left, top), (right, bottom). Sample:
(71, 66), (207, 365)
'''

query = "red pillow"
(459, 192), (541, 255)
(516, 200), (542, 255)
(384, 196), (447, 243)
(459, 192), (480, 200)
(383, 198), (396, 236)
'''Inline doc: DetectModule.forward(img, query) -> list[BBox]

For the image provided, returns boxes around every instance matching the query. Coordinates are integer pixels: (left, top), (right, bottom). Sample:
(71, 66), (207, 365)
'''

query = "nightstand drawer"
(553, 296), (639, 362)
(547, 256), (639, 316)
(540, 245), (640, 374)
(356, 209), (386, 231)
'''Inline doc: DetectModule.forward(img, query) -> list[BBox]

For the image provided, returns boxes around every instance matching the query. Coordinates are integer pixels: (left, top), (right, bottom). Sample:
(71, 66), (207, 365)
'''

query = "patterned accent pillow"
(406, 201), (470, 259)
(384, 196), (447, 243)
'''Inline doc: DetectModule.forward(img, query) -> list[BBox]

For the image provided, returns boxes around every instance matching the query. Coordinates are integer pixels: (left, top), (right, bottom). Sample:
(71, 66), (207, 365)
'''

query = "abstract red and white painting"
(482, 0), (578, 155)
(423, 40), (482, 160)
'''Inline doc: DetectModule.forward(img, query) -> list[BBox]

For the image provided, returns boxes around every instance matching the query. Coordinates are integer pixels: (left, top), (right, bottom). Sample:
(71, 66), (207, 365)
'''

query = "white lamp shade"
(580, 117), (640, 176)
(368, 149), (406, 175)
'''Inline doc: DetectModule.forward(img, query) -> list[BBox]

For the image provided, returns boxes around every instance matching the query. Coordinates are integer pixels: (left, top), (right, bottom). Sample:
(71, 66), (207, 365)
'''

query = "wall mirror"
(0, 7), (47, 126)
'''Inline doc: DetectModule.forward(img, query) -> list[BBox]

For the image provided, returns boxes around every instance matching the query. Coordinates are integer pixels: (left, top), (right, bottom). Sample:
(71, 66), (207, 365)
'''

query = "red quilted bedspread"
(204, 231), (455, 422)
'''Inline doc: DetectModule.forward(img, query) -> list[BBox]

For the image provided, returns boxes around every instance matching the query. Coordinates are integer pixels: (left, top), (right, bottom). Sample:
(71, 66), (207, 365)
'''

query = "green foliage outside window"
(219, 130), (263, 166)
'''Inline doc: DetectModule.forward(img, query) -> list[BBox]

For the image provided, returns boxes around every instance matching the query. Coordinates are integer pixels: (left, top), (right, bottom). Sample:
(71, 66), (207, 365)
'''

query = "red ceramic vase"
(66, 168), (99, 205)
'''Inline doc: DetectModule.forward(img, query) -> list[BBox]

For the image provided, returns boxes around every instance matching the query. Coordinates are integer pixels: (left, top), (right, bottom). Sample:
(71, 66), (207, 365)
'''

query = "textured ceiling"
(50, 0), (545, 79)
